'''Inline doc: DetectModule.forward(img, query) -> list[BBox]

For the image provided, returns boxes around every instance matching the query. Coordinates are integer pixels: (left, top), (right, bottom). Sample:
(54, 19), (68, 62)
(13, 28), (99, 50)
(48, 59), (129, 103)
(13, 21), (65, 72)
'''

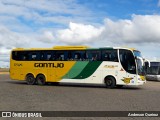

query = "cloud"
(1, 14), (160, 67)
(0, 26), (29, 67)
(0, 25), (57, 67)
(0, 0), (92, 27)
(102, 14), (160, 44)
(53, 15), (160, 45)
(1, 14), (160, 49)
(56, 22), (104, 44)
(38, 31), (55, 43)
(0, 25), (29, 48)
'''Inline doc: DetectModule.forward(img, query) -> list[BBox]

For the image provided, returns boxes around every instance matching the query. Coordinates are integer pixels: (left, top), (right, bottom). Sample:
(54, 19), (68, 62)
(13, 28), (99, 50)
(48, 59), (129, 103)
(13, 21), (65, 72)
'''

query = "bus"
(10, 46), (146, 88)
(145, 61), (160, 81)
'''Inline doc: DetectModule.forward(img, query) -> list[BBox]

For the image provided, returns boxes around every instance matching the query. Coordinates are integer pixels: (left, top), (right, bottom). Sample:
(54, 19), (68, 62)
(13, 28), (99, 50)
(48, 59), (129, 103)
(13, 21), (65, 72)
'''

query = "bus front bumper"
(137, 79), (146, 85)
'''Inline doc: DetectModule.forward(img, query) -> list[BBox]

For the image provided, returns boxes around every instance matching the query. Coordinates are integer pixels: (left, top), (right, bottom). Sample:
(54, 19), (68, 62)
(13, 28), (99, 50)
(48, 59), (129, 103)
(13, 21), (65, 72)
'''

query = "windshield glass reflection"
(133, 50), (145, 75)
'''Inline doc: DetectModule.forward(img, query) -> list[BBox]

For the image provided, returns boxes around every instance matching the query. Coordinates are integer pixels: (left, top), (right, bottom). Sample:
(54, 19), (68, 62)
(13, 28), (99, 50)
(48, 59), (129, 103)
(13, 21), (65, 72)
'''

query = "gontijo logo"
(34, 63), (64, 68)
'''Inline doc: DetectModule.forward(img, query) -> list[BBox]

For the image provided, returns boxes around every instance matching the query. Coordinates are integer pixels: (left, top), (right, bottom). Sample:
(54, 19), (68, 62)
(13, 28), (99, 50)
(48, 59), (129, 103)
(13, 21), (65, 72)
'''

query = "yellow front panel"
(139, 75), (146, 81)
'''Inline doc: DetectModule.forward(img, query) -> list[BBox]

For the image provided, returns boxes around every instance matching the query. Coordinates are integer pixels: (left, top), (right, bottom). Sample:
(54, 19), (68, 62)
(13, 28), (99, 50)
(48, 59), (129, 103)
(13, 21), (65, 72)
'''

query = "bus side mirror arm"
(136, 56), (144, 66)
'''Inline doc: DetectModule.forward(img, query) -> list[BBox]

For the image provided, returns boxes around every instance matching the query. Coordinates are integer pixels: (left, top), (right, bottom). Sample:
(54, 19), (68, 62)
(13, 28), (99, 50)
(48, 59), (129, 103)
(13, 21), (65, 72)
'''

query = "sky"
(0, 0), (160, 67)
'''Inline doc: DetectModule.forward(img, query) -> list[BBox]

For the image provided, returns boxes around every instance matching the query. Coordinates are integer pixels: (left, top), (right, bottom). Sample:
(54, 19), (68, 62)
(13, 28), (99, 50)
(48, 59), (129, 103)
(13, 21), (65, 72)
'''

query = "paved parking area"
(0, 74), (160, 119)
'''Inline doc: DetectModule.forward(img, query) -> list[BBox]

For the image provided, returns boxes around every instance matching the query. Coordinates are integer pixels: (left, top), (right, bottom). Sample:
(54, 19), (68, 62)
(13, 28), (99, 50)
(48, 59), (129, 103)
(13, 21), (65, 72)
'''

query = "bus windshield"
(133, 50), (145, 75)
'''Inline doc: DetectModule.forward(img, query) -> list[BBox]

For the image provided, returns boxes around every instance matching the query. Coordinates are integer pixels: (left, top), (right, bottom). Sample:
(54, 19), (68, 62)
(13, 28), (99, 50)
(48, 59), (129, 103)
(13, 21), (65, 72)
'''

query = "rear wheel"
(36, 74), (46, 85)
(26, 74), (36, 85)
(105, 77), (116, 88)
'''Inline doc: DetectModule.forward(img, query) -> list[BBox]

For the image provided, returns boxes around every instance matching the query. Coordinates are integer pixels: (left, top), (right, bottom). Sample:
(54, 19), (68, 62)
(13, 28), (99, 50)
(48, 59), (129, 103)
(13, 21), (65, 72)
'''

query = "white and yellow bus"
(10, 46), (146, 88)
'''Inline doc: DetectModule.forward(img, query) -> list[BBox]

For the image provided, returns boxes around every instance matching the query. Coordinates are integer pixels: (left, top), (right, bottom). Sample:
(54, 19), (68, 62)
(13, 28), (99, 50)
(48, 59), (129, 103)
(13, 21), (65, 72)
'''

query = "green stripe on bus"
(62, 61), (89, 79)
(73, 61), (102, 79)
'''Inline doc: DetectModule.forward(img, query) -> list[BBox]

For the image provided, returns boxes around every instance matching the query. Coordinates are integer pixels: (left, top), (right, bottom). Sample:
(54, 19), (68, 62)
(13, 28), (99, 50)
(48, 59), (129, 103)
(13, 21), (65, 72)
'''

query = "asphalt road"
(0, 74), (160, 119)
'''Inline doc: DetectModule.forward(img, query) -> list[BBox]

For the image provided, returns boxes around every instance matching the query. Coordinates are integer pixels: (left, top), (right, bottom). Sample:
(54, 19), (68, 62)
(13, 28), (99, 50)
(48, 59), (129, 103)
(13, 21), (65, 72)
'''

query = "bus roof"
(53, 46), (89, 50)
(13, 46), (89, 51)
(12, 46), (137, 51)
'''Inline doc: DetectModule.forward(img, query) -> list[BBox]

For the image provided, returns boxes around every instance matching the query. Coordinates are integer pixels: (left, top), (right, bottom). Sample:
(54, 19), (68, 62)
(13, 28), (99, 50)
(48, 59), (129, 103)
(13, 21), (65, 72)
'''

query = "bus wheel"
(36, 74), (46, 85)
(105, 77), (116, 88)
(26, 74), (36, 85)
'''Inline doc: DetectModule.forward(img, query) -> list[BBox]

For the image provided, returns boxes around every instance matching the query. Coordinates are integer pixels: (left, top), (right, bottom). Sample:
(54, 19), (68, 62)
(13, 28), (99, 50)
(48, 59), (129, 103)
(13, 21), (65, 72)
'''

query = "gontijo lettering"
(34, 63), (64, 68)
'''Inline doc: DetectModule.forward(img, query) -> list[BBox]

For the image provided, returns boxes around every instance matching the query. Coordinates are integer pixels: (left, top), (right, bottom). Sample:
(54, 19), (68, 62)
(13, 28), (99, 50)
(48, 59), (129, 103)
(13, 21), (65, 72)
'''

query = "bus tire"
(26, 74), (36, 85)
(104, 76), (116, 88)
(36, 74), (46, 85)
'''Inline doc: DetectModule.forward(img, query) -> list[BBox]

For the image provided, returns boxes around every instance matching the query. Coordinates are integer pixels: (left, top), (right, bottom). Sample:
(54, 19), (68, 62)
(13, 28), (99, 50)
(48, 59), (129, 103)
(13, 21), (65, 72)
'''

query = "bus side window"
(67, 51), (73, 61)
(23, 53), (29, 60)
(102, 50), (118, 62)
(47, 53), (52, 60)
(103, 52), (110, 61)
(55, 51), (66, 61)
(86, 50), (101, 61)
(28, 51), (41, 61)
(72, 51), (86, 61)
(31, 53), (37, 60)
(74, 53), (80, 60)
(21, 51), (29, 61)
(12, 51), (21, 60)
(40, 52), (45, 60)
(12, 51), (29, 61)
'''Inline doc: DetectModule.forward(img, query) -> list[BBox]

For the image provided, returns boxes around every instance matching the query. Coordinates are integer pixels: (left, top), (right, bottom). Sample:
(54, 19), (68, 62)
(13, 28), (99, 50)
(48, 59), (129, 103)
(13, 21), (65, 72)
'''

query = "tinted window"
(146, 62), (160, 75)
(13, 49), (121, 62)
(31, 52), (38, 60)
(55, 51), (67, 61)
(12, 50), (52, 61)
(147, 66), (159, 75)
(102, 49), (118, 62)
(40, 52), (45, 60)
(86, 50), (101, 61)
(119, 49), (136, 74)
(44, 51), (55, 61)
(67, 50), (86, 61)
(12, 51), (30, 61)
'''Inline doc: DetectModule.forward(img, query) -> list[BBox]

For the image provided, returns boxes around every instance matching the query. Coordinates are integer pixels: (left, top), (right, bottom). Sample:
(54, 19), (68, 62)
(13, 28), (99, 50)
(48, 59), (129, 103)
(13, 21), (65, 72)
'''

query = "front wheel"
(26, 74), (36, 85)
(105, 77), (116, 88)
(36, 74), (46, 85)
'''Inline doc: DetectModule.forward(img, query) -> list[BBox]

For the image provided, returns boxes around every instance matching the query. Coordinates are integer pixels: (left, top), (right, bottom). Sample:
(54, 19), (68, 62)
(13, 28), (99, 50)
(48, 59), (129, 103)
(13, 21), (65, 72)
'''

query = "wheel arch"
(25, 73), (35, 79)
(25, 73), (36, 85)
(36, 73), (46, 79)
(36, 73), (47, 85)
(104, 75), (117, 85)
